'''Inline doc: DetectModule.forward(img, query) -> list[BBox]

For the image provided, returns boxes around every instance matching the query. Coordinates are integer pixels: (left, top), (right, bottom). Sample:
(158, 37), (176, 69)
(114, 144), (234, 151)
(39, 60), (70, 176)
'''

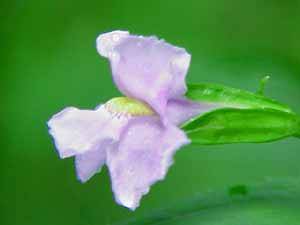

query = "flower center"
(104, 97), (155, 116)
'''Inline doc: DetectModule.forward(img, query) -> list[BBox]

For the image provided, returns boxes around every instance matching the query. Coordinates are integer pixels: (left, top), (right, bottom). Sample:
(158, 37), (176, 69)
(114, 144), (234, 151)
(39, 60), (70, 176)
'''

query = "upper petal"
(96, 30), (129, 58)
(97, 31), (191, 117)
(47, 105), (128, 159)
(106, 116), (190, 210)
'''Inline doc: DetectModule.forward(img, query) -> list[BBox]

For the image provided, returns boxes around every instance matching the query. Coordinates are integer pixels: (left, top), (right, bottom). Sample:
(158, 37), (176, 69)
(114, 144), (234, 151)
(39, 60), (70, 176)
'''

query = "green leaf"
(118, 180), (300, 225)
(181, 108), (300, 145)
(186, 83), (292, 113)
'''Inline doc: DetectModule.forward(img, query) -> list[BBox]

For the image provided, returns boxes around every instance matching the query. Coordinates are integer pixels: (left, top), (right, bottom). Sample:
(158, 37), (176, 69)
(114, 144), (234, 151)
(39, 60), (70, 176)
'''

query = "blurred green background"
(1, 0), (300, 224)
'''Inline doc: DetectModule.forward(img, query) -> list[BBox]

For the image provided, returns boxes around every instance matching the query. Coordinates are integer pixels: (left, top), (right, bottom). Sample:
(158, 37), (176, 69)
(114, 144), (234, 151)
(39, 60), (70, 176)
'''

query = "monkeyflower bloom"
(48, 31), (212, 210)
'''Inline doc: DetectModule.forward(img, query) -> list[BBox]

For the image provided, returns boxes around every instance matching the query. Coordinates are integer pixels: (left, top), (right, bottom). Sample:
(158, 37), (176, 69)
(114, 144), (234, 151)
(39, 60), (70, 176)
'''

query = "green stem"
(257, 75), (270, 95)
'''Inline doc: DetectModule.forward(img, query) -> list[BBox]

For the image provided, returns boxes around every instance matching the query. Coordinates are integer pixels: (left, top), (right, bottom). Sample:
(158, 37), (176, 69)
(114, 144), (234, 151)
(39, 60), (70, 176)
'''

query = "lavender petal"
(107, 116), (190, 210)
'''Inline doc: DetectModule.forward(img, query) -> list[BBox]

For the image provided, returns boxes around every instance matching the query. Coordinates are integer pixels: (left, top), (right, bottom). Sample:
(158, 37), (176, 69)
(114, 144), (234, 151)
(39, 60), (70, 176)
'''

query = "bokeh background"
(1, 0), (300, 224)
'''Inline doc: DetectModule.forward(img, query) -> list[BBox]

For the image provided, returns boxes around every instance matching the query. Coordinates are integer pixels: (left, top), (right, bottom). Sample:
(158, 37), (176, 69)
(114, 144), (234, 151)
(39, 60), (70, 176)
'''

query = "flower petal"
(166, 98), (219, 126)
(96, 30), (129, 58)
(47, 105), (128, 159)
(97, 31), (191, 117)
(106, 116), (190, 210)
(75, 141), (108, 183)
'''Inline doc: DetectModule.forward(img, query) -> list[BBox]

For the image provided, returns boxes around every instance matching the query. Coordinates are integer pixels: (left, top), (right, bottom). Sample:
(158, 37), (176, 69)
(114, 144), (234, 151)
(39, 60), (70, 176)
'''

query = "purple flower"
(48, 31), (212, 210)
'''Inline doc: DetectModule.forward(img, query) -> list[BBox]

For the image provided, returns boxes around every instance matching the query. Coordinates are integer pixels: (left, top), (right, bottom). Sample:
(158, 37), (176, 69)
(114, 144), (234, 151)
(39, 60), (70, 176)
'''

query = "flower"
(48, 31), (213, 210)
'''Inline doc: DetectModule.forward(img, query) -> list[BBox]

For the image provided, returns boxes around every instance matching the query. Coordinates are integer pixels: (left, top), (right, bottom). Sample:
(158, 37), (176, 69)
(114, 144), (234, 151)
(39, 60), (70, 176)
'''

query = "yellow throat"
(104, 97), (155, 116)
